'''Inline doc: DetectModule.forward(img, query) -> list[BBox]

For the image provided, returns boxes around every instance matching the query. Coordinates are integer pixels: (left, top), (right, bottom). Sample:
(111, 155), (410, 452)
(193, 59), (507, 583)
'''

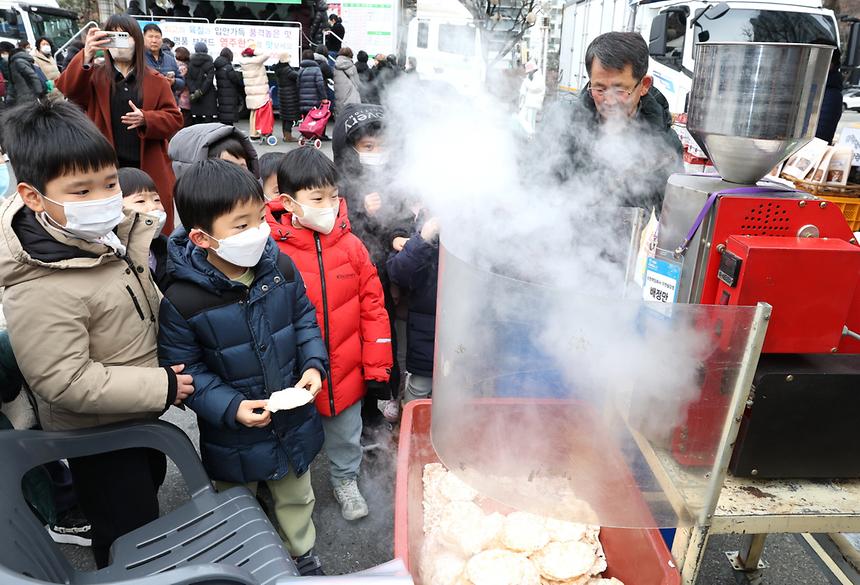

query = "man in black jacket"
(557, 32), (683, 216)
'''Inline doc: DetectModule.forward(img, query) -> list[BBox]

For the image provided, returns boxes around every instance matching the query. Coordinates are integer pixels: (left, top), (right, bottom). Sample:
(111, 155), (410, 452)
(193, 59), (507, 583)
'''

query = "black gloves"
(366, 380), (392, 401)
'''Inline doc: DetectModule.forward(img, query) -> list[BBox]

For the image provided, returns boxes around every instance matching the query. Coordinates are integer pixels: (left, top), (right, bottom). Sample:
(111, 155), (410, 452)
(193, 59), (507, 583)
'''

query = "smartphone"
(103, 31), (130, 49)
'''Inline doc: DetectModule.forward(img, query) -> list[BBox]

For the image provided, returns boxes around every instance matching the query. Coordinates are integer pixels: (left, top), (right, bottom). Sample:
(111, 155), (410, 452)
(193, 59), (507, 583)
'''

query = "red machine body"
(670, 193), (860, 470)
(714, 236), (860, 354)
(697, 197), (858, 305)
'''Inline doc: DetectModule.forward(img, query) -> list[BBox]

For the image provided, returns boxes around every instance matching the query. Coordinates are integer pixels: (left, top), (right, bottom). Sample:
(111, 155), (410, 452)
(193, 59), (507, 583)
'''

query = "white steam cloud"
(353, 76), (752, 530)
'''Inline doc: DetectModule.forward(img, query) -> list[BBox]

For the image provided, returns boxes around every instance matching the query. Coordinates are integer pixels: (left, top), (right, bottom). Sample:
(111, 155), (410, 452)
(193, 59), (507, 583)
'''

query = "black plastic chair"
(0, 420), (300, 585)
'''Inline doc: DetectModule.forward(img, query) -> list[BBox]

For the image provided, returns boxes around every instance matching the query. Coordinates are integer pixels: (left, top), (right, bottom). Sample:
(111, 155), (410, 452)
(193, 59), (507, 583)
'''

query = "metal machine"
(654, 42), (860, 478)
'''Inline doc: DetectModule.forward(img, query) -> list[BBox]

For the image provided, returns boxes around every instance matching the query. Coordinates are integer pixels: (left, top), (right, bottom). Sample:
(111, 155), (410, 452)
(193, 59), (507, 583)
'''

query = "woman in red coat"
(267, 147), (392, 523)
(57, 15), (183, 233)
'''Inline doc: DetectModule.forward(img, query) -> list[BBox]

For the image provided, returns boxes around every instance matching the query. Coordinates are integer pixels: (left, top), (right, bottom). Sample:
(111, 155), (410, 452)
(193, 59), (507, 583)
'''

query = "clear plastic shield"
(430, 243), (766, 529)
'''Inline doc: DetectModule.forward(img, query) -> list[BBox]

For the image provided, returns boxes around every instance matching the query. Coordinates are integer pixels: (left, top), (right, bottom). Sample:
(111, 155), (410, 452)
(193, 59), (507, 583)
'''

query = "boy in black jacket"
(386, 212), (439, 402)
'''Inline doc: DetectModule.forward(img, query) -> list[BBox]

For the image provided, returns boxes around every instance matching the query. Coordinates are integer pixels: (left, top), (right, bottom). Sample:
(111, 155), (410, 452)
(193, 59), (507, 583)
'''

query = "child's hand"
(364, 193), (382, 216)
(421, 217), (440, 242)
(392, 236), (408, 252)
(236, 399), (271, 428)
(170, 364), (194, 405)
(296, 368), (323, 397)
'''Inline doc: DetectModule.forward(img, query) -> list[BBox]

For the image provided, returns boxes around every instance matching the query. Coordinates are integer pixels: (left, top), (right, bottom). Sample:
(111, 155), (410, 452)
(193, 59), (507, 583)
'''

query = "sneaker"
(332, 478), (369, 521)
(47, 509), (92, 547)
(380, 399), (401, 423)
(293, 549), (325, 576)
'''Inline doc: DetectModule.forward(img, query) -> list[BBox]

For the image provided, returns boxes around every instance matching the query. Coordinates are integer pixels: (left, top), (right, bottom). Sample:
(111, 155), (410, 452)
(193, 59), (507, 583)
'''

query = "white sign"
(139, 21), (301, 66)
(642, 257), (681, 304)
(328, 0), (397, 57)
(837, 127), (860, 167)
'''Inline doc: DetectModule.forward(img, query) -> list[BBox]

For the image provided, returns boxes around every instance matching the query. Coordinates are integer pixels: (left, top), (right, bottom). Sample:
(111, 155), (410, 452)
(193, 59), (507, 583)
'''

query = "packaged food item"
(825, 147), (853, 185)
(767, 161), (784, 179)
(782, 138), (829, 181)
(811, 147), (834, 184)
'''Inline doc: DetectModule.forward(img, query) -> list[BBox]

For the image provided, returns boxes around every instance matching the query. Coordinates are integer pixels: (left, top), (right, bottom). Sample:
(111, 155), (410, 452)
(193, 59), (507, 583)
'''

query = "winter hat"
(332, 103), (385, 168)
(525, 60), (538, 74)
(279, 52), (290, 63)
(242, 47), (255, 57)
(194, 41), (208, 54)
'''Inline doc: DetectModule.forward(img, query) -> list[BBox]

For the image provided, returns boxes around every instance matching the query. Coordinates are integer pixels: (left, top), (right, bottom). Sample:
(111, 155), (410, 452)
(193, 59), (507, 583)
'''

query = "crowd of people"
(105, 15), (409, 143)
(0, 10), (439, 577)
(0, 13), (677, 580)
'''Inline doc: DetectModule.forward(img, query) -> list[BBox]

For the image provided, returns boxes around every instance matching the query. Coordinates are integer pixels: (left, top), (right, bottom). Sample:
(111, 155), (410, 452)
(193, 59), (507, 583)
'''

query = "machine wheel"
(266, 135), (278, 146)
(299, 137), (307, 146)
(314, 139), (322, 149)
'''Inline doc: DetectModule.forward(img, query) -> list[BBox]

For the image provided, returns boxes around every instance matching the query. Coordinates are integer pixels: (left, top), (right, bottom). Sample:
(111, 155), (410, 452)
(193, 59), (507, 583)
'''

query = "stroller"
(297, 100), (332, 149)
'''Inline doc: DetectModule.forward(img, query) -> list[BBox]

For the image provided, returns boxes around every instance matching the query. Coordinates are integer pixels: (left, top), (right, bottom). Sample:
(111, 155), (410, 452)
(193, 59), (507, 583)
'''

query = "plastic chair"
(0, 420), (300, 585)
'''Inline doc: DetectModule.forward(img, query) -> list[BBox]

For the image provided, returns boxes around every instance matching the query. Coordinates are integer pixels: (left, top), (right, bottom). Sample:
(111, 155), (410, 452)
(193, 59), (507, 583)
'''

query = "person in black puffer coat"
(298, 49), (326, 115)
(386, 211), (439, 402)
(273, 52), (300, 141)
(214, 48), (244, 125)
(310, 0), (329, 46)
(0, 42), (14, 105)
(355, 50), (372, 100)
(186, 42), (218, 124)
(7, 48), (45, 106)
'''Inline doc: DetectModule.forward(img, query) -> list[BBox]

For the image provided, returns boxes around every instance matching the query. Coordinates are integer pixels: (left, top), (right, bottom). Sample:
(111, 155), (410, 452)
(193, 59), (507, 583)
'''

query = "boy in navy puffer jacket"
(158, 159), (328, 576)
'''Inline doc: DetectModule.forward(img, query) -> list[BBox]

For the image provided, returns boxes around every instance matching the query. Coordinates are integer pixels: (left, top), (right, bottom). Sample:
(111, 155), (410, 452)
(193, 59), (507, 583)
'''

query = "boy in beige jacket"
(0, 99), (193, 568)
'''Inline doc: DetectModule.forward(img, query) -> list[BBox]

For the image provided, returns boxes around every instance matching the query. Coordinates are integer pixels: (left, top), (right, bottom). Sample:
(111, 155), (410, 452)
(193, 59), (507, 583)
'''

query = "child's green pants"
(215, 469), (316, 557)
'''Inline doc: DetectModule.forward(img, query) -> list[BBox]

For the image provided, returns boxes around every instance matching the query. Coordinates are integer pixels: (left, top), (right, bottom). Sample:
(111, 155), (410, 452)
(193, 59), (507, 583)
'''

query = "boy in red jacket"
(267, 146), (392, 521)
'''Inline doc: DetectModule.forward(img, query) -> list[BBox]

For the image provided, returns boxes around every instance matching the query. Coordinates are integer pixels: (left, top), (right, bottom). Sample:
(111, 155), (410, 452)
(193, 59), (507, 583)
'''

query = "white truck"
(0, 0), (80, 51)
(557, 0), (840, 114)
(405, 0), (486, 94)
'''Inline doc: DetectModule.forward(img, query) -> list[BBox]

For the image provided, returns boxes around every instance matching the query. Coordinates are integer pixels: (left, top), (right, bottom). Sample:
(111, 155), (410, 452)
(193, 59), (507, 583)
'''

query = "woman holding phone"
(57, 15), (184, 233)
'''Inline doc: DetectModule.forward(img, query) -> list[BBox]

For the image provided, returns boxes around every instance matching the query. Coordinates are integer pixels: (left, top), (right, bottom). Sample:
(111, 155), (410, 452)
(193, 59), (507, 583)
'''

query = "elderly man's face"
(588, 60), (652, 120)
(144, 30), (163, 53)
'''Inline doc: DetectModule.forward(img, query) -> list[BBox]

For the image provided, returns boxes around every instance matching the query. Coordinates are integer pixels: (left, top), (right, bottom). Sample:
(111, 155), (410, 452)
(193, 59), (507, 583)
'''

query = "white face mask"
(42, 192), (125, 240)
(206, 222), (270, 268)
(40, 45), (52, 55)
(109, 41), (135, 63)
(355, 149), (388, 167)
(291, 199), (337, 234)
(148, 209), (167, 239)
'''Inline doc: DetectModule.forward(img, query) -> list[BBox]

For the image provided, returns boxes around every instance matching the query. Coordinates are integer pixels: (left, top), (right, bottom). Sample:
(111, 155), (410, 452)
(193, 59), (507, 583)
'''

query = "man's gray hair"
(585, 32), (649, 80)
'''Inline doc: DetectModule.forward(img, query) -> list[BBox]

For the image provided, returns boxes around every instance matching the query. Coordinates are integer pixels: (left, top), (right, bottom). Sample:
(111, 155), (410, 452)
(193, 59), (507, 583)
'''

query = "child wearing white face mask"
(267, 146), (393, 522)
(0, 97), (194, 570)
(332, 104), (414, 427)
(118, 167), (170, 290)
(158, 158), (329, 576)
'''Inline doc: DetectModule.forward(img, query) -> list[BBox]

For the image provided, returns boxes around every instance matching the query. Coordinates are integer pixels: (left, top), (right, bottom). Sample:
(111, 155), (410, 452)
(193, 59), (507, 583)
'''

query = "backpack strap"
(164, 280), (246, 321)
(276, 252), (296, 283)
(165, 254), (296, 320)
